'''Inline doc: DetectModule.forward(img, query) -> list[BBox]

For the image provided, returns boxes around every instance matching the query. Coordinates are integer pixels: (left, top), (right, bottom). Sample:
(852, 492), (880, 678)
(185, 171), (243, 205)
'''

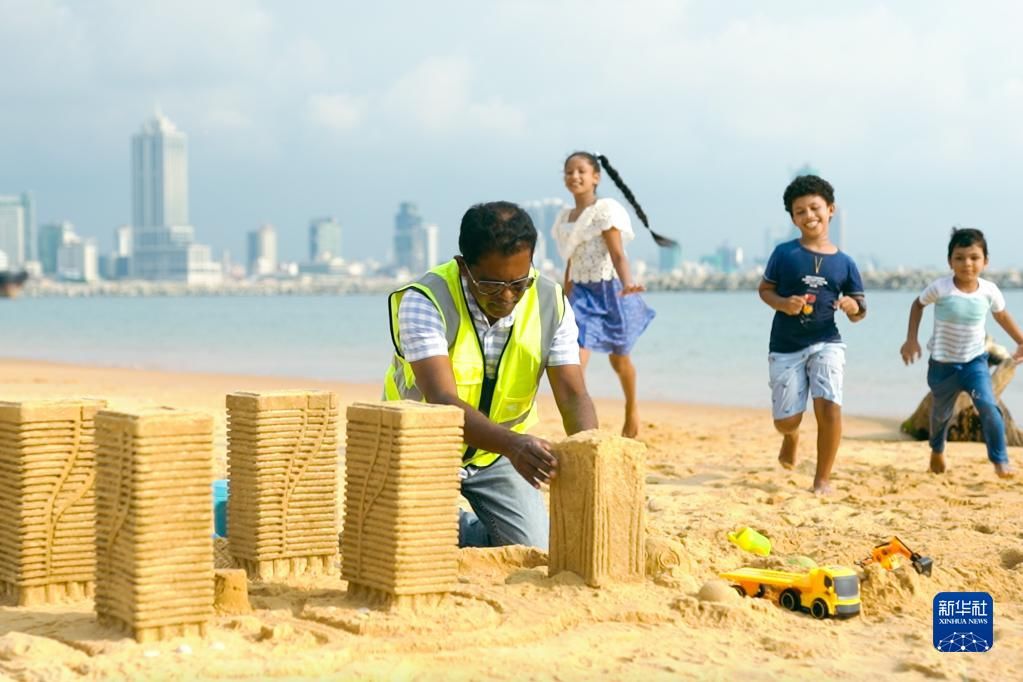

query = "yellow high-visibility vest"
(383, 259), (564, 468)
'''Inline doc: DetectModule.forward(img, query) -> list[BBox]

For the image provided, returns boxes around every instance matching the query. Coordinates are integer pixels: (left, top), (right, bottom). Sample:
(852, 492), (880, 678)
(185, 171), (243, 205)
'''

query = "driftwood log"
(901, 338), (1023, 446)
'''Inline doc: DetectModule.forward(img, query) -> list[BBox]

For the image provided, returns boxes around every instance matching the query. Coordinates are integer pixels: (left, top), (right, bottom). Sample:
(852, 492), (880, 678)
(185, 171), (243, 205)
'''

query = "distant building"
(130, 112), (220, 283)
(424, 223), (439, 270)
(522, 198), (565, 266)
(57, 235), (98, 282)
(309, 217), (342, 263)
(115, 225), (133, 257)
(393, 202), (423, 272)
(248, 224), (278, 276)
(659, 243), (682, 273)
(38, 221), (76, 275)
(0, 193), (34, 269)
(714, 243), (744, 273)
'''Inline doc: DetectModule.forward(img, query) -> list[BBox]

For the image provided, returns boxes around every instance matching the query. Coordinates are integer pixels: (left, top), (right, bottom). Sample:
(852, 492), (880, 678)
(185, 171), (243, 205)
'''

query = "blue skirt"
(569, 279), (655, 355)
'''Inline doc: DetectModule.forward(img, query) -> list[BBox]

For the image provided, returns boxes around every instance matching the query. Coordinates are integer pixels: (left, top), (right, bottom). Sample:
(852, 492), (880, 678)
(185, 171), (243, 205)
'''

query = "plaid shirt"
(397, 274), (580, 379)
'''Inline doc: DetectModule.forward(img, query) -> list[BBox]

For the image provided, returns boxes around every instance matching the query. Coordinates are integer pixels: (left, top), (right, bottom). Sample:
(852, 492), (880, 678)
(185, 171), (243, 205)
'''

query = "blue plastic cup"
(212, 479), (228, 537)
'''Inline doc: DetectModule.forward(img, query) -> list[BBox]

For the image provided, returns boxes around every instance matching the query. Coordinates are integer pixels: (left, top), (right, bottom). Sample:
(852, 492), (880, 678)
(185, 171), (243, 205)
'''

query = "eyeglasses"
(462, 265), (535, 296)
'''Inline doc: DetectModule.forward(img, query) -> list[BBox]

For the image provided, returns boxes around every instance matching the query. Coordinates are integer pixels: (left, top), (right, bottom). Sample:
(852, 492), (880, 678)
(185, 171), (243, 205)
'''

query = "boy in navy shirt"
(758, 175), (867, 494)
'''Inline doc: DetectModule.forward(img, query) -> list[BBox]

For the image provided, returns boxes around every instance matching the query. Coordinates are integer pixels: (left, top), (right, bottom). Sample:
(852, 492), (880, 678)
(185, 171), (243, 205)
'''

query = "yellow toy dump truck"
(720, 566), (861, 619)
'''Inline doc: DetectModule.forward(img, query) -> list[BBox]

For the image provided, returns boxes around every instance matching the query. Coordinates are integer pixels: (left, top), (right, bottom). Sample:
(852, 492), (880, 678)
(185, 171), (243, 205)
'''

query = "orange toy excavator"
(858, 536), (933, 576)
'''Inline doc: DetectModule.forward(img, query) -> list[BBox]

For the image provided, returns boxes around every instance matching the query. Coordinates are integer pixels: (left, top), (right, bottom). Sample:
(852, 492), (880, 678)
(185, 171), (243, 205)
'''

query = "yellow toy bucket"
(727, 526), (772, 557)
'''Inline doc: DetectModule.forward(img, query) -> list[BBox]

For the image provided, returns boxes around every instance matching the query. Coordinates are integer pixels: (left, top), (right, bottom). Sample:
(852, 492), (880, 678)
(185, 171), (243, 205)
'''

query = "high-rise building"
(0, 193), (34, 269)
(248, 224), (278, 276)
(115, 225), (133, 257)
(522, 198), (565, 266)
(309, 217), (342, 263)
(424, 223), (439, 270)
(57, 235), (98, 282)
(129, 112), (220, 283)
(393, 202), (423, 272)
(38, 221), (75, 275)
(659, 243), (682, 273)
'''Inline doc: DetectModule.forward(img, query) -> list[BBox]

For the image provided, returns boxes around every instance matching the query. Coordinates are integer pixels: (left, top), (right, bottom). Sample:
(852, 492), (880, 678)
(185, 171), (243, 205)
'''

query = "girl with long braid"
(551, 152), (676, 438)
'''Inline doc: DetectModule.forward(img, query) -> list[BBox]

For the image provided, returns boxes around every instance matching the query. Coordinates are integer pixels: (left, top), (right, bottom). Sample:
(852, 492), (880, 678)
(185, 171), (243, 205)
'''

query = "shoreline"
(0, 355), (904, 437)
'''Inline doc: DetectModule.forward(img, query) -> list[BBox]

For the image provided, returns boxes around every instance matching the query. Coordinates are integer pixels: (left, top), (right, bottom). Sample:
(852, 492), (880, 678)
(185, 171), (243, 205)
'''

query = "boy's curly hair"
(947, 227), (988, 260)
(783, 175), (835, 215)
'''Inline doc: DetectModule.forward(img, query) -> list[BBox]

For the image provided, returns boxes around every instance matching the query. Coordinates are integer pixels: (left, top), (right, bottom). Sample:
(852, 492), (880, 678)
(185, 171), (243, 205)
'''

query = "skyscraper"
(522, 198), (565, 266)
(38, 221), (75, 275)
(0, 193), (34, 269)
(393, 202), (422, 271)
(659, 243), (682, 273)
(423, 223), (439, 270)
(57, 234), (98, 282)
(132, 114), (187, 229)
(309, 217), (342, 263)
(248, 224), (278, 276)
(129, 112), (220, 283)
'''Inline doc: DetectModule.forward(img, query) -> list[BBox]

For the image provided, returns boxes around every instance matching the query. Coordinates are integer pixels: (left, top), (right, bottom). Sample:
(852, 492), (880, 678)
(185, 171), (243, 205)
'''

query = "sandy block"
(213, 569), (251, 614)
(342, 401), (462, 599)
(235, 554), (336, 581)
(346, 400), (464, 430)
(0, 399), (105, 425)
(227, 390), (338, 412)
(94, 407), (213, 641)
(227, 390), (340, 578)
(548, 431), (646, 588)
(95, 407), (213, 438)
(0, 399), (106, 605)
(0, 579), (95, 607)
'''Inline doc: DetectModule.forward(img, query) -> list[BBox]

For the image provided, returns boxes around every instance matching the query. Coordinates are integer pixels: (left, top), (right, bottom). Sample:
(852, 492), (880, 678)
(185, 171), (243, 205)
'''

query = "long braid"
(595, 154), (677, 248)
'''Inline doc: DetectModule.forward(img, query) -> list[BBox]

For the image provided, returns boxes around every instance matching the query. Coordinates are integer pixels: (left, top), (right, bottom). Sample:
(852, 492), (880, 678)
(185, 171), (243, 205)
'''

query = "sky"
(2, 0), (1023, 268)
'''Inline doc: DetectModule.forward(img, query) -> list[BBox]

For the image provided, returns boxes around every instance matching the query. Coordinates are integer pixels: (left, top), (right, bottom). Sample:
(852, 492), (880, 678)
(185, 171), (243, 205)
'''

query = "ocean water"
(3, 290), (1022, 420)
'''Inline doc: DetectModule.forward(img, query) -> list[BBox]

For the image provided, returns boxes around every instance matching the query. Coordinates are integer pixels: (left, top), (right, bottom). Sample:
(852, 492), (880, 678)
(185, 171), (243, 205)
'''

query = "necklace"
(813, 255), (824, 274)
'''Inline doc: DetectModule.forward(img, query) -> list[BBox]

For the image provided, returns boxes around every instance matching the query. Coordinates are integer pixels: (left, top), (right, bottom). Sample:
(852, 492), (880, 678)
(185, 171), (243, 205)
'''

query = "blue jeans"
(927, 354), (1008, 464)
(458, 456), (549, 550)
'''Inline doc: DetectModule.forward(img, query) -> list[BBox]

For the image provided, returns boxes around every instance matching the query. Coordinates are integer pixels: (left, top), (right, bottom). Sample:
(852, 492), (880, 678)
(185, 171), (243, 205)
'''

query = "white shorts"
(768, 342), (846, 420)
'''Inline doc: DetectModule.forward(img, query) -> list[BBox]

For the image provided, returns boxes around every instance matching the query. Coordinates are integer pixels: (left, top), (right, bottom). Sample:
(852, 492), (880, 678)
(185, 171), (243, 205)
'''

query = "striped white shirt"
(919, 275), (1005, 363)
(397, 274), (580, 378)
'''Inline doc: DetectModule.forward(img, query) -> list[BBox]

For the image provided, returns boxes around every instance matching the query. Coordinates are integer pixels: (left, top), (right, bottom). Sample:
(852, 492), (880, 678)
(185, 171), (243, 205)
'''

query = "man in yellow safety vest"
(385, 201), (598, 549)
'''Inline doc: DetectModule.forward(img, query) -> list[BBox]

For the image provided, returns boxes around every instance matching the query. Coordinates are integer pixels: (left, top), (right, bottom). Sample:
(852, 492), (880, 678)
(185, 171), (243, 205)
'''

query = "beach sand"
(0, 358), (1020, 680)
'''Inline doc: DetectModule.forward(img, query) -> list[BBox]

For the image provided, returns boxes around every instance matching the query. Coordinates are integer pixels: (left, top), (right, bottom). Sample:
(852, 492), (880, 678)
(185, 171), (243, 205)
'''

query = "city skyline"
(3, 3), (1023, 268)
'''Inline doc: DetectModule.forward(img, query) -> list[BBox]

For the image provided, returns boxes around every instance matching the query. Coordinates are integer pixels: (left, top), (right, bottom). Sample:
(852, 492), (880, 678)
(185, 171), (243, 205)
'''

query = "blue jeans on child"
(927, 353), (1008, 465)
(458, 456), (549, 550)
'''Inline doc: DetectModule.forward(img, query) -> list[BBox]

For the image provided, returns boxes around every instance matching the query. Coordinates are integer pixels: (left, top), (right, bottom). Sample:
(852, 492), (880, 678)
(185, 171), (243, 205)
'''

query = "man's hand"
(506, 434), (559, 489)
(836, 295), (860, 318)
(779, 295), (807, 316)
(1013, 344), (1023, 365)
(900, 339), (922, 365)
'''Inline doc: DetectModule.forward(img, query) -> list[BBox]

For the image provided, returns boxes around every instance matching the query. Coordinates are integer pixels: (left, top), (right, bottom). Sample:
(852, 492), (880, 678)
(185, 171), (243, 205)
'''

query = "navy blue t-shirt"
(763, 240), (865, 353)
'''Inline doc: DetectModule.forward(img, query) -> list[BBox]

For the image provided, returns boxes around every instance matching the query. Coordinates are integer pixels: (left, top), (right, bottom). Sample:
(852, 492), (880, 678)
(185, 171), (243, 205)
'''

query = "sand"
(0, 357), (1020, 680)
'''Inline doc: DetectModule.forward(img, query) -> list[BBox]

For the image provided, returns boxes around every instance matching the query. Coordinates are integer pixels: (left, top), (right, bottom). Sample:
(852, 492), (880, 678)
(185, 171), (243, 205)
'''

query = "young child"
(899, 228), (1023, 479)
(551, 151), (676, 438)
(758, 175), (866, 495)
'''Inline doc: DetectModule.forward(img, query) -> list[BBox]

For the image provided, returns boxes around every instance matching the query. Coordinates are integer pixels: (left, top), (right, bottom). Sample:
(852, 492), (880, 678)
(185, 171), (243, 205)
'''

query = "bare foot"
(778, 434), (798, 470)
(811, 480), (832, 496)
(994, 462), (1016, 479)
(622, 411), (639, 439)
(929, 451), (947, 474)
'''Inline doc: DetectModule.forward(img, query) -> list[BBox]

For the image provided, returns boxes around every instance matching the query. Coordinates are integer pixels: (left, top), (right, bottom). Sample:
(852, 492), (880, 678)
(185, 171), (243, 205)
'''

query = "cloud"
(306, 56), (527, 138)
(306, 93), (366, 133)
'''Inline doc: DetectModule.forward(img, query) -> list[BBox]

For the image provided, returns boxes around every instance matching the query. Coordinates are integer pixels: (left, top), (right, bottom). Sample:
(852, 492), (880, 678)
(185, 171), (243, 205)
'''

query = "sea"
(3, 290), (1023, 420)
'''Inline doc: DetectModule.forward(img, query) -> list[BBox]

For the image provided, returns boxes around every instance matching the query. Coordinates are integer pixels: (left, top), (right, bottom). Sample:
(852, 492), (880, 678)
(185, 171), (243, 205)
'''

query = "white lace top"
(550, 197), (635, 283)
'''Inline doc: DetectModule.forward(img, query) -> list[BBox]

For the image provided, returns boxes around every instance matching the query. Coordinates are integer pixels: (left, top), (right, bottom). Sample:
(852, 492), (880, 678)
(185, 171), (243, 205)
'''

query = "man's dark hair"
(947, 227), (988, 260)
(783, 175), (835, 215)
(458, 201), (536, 265)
